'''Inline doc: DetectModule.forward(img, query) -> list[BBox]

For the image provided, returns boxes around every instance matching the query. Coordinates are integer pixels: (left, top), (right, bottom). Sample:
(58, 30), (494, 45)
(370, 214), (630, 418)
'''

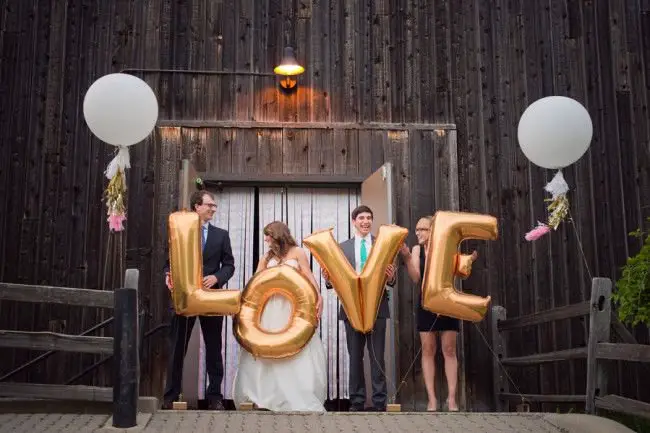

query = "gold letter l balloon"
(421, 211), (498, 322)
(168, 211), (319, 359)
(168, 211), (241, 315)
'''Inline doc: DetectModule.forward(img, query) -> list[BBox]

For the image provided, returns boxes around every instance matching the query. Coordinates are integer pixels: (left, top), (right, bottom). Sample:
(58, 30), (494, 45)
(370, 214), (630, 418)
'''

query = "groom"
(162, 190), (235, 410)
(323, 205), (396, 412)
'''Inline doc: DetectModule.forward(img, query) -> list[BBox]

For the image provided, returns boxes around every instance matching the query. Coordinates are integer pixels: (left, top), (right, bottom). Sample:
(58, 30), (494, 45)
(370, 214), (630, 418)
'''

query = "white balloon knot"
(105, 145), (131, 180)
(544, 170), (569, 200)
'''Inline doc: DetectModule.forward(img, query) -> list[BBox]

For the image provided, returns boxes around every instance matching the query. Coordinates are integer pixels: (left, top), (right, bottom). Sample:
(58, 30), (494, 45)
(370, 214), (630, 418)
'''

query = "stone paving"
(0, 411), (575, 433)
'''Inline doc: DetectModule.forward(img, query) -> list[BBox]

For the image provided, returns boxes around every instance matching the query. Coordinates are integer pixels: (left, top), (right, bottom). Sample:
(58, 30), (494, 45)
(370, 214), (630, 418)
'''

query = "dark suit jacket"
(164, 222), (235, 290)
(325, 236), (395, 322)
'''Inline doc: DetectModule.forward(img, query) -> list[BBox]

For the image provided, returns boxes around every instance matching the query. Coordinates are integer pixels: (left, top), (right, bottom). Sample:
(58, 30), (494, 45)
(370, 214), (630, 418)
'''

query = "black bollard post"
(113, 269), (140, 428)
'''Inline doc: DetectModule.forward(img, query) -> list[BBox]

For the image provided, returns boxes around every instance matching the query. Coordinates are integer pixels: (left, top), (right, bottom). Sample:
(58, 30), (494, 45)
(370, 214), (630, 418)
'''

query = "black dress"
(416, 249), (460, 332)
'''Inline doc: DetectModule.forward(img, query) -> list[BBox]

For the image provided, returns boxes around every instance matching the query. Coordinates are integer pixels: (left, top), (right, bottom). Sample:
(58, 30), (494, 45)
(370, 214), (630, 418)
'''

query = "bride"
(232, 221), (327, 412)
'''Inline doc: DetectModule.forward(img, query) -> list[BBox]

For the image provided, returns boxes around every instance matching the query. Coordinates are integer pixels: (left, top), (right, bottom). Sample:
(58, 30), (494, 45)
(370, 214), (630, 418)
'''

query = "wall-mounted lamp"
(274, 46), (304, 93)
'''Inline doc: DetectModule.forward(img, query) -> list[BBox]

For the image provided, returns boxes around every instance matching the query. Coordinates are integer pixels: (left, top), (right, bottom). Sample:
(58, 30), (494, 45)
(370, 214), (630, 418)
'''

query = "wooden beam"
(500, 393), (587, 403)
(0, 383), (112, 402)
(498, 301), (590, 331)
(595, 394), (650, 420)
(0, 283), (114, 309)
(179, 160), (198, 210)
(156, 120), (457, 130)
(491, 306), (508, 411)
(596, 342), (650, 363)
(199, 173), (366, 187)
(586, 278), (613, 414)
(610, 313), (639, 344)
(0, 330), (113, 354)
(501, 347), (588, 366)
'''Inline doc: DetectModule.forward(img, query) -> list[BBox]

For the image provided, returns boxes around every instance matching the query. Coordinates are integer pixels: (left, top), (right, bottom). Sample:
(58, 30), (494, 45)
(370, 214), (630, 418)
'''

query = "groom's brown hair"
(351, 205), (373, 220)
(190, 190), (213, 212)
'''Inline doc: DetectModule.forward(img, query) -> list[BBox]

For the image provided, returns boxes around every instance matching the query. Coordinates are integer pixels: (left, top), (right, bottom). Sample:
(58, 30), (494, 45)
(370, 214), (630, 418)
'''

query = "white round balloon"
(517, 96), (593, 169)
(83, 73), (158, 146)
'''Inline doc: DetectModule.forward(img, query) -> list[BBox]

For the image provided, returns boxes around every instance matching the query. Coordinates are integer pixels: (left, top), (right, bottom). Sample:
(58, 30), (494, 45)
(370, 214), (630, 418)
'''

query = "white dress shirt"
(353, 233), (373, 272)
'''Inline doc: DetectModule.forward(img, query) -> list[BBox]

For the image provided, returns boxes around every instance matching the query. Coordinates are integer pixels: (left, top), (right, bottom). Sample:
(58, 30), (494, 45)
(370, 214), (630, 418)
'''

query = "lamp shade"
(274, 47), (305, 76)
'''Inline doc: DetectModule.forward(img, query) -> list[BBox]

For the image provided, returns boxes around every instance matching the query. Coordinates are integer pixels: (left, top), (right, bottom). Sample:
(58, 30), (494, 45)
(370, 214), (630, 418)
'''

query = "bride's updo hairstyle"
(263, 221), (298, 261)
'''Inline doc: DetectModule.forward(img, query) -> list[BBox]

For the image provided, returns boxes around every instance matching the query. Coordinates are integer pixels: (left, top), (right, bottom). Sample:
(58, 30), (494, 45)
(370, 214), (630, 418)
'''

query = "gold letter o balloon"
(234, 265), (320, 359)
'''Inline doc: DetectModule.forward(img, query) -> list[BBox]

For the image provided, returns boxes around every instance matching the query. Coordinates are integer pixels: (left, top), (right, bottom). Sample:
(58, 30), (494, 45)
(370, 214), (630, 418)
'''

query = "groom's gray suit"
(325, 236), (395, 411)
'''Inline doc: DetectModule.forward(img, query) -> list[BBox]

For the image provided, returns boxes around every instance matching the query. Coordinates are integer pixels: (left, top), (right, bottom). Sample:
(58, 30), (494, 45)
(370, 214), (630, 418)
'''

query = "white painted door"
(258, 187), (360, 400)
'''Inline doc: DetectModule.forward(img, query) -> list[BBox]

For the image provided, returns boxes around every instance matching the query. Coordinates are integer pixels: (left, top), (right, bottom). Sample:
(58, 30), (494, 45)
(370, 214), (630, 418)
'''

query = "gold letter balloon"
(421, 211), (498, 322)
(303, 224), (408, 333)
(168, 211), (319, 359)
(234, 265), (319, 359)
(168, 211), (241, 315)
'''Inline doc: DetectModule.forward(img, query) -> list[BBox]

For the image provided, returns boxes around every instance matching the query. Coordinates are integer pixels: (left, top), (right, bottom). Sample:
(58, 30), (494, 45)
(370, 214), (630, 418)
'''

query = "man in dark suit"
(323, 205), (396, 412)
(162, 190), (235, 410)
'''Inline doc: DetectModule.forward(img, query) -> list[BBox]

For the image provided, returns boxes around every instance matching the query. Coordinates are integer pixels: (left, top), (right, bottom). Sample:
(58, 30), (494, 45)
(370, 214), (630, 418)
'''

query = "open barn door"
(176, 159), (203, 407)
(360, 163), (398, 408)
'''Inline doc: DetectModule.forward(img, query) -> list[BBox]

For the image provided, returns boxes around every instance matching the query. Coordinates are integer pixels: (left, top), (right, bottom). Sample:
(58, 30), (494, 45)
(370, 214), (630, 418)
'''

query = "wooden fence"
(492, 277), (650, 419)
(0, 269), (141, 428)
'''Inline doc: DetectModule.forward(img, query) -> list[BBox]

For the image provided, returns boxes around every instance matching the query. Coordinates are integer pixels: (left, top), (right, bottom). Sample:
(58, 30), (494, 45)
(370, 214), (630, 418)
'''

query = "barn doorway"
(178, 164), (399, 410)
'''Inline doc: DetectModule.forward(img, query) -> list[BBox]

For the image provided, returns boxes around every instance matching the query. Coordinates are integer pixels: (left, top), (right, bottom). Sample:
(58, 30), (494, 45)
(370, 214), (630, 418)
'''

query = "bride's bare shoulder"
(287, 246), (307, 259)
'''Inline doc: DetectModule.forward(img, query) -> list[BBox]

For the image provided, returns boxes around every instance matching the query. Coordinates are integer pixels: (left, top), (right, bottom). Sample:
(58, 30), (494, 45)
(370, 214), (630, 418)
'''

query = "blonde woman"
(400, 216), (476, 411)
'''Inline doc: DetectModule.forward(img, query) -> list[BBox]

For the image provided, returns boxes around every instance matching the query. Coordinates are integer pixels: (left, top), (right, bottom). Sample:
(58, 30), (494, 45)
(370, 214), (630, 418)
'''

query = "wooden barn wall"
(0, 0), (649, 411)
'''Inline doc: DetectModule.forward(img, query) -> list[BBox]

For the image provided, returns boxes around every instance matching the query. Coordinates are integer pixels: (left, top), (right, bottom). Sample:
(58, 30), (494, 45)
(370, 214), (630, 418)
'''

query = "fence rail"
(492, 277), (650, 420)
(0, 269), (140, 428)
(0, 283), (115, 308)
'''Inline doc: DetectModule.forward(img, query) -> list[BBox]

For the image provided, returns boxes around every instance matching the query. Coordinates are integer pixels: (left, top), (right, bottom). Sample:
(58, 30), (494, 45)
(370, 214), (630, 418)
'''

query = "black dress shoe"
(208, 399), (225, 410)
(161, 401), (173, 410)
(349, 405), (364, 412)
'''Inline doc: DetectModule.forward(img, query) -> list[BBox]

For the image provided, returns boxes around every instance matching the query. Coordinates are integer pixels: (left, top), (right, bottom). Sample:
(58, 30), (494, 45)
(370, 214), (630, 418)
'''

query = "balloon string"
(369, 315), (438, 406)
(471, 322), (527, 405)
(567, 209), (593, 281)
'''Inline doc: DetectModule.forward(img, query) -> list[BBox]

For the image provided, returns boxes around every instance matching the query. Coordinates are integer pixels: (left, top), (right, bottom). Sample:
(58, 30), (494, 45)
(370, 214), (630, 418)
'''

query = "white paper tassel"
(544, 170), (569, 199)
(105, 146), (131, 180)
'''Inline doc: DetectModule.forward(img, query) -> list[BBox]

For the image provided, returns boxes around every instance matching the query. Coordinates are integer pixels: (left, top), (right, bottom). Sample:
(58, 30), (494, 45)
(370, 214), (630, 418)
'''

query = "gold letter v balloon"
(420, 211), (498, 322)
(303, 224), (409, 333)
(168, 211), (319, 359)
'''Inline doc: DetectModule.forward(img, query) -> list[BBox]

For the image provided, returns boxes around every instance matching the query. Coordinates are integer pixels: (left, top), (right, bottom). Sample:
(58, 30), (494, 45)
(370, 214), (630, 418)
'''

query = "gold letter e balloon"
(421, 211), (498, 322)
(168, 211), (319, 359)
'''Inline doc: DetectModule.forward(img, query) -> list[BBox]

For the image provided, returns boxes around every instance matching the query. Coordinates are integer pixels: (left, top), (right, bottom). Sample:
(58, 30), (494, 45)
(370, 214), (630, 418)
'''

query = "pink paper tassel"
(108, 213), (126, 232)
(525, 223), (550, 241)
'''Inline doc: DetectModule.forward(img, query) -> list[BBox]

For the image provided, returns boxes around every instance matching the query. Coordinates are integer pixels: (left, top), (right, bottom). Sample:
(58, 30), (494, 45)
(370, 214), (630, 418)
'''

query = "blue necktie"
(202, 226), (207, 251)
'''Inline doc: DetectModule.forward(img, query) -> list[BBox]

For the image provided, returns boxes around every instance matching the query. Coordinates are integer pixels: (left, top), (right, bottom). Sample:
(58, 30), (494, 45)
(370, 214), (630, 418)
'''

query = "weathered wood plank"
(498, 302), (591, 331)
(0, 383), (113, 402)
(595, 394), (650, 420)
(586, 278), (613, 414)
(501, 347), (588, 367)
(596, 342), (650, 363)
(500, 393), (587, 403)
(156, 120), (456, 130)
(491, 306), (508, 412)
(0, 283), (114, 309)
(0, 330), (113, 354)
(198, 173), (365, 185)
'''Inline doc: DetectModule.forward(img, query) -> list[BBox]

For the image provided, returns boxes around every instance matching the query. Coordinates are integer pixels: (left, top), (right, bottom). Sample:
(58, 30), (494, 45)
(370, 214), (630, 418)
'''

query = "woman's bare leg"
(441, 331), (459, 411)
(420, 332), (437, 410)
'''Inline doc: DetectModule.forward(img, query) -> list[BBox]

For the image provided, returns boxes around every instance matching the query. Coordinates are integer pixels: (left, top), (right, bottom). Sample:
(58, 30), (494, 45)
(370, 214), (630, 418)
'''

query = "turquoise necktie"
(360, 238), (368, 271)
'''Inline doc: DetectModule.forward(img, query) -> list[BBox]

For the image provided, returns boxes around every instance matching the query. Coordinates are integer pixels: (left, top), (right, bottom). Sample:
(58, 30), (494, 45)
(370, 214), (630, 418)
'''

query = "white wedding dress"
(232, 258), (327, 412)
